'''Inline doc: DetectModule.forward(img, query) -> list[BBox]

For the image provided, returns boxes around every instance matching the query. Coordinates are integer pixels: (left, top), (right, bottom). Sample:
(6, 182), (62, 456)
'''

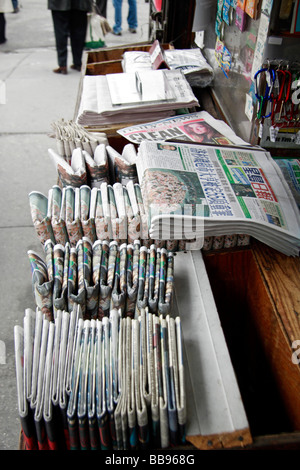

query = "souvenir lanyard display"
(254, 61), (300, 141)
(254, 66), (275, 121)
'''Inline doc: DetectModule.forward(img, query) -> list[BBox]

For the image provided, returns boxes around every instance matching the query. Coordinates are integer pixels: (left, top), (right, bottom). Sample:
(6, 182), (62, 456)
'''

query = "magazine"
(136, 141), (300, 256)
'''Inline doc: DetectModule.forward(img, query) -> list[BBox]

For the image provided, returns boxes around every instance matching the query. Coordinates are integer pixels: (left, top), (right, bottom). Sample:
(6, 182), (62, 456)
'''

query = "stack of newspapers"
(136, 141), (300, 256)
(14, 306), (185, 450)
(76, 69), (199, 128)
(27, 239), (175, 322)
(122, 47), (214, 88)
(49, 119), (108, 162)
(48, 144), (139, 188)
(29, 182), (201, 251)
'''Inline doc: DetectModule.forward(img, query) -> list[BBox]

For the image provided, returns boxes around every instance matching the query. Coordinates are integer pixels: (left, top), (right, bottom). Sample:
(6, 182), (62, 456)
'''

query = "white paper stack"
(76, 70), (199, 127)
(122, 48), (214, 87)
(136, 141), (300, 256)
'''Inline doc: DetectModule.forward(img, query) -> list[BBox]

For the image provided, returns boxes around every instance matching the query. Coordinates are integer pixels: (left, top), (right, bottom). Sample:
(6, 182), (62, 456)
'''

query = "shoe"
(13, 7), (19, 13)
(0, 38), (7, 45)
(70, 64), (81, 71)
(112, 30), (122, 36)
(53, 66), (67, 75)
(128, 28), (137, 33)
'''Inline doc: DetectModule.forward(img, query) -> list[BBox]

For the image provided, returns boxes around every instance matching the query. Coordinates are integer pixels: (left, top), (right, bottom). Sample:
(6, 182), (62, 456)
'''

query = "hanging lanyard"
(254, 67), (276, 120)
(271, 68), (285, 124)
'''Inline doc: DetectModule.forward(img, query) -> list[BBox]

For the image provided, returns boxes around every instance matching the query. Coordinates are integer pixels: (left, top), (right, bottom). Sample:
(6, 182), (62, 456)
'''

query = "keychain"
(254, 66), (275, 138)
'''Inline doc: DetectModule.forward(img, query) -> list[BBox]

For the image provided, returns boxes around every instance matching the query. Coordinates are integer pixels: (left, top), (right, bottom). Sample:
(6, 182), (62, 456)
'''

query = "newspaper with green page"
(136, 141), (300, 256)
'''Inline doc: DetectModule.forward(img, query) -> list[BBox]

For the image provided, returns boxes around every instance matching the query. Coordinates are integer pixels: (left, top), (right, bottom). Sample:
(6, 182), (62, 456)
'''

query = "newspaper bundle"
(49, 119), (108, 163)
(14, 306), (185, 450)
(136, 141), (300, 256)
(29, 182), (201, 251)
(48, 143), (138, 189)
(76, 69), (199, 127)
(273, 158), (300, 210)
(122, 47), (214, 88)
(27, 238), (175, 322)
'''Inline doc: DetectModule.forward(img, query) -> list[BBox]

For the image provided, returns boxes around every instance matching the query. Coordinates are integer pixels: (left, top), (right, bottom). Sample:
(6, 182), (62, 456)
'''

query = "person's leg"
(51, 10), (69, 72)
(0, 14), (6, 44)
(12, 0), (19, 12)
(96, 0), (107, 18)
(113, 0), (122, 34)
(127, 0), (137, 31)
(69, 9), (88, 69)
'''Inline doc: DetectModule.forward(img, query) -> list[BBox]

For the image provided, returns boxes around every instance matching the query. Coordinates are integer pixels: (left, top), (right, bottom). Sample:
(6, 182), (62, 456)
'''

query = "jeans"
(113, 0), (137, 33)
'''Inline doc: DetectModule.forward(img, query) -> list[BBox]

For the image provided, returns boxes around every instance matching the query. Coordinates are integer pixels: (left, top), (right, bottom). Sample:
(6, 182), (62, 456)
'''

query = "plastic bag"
(85, 8), (112, 49)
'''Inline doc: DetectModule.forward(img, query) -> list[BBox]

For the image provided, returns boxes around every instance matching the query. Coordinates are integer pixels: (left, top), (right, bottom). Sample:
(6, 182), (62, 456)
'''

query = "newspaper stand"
(71, 44), (300, 450)
(18, 43), (300, 451)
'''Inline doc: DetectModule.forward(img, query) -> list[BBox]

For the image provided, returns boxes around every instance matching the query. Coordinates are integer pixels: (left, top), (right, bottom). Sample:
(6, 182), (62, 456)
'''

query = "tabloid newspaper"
(117, 111), (250, 146)
(136, 141), (300, 256)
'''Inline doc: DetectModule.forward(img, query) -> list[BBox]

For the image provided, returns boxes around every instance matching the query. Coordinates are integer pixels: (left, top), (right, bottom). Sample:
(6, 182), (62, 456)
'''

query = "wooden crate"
(85, 42), (172, 64)
(83, 42), (172, 77)
(202, 240), (300, 449)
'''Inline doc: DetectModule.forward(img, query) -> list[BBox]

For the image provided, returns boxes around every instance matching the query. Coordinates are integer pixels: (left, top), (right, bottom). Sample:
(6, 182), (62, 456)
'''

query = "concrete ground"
(0, 0), (150, 450)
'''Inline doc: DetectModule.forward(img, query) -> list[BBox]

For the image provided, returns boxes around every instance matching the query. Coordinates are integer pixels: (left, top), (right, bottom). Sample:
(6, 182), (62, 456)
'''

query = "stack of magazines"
(136, 141), (300, 256)
(27, 238), (175, 322)
(14, 306), (186, 450)
(29, 182), (201, 251)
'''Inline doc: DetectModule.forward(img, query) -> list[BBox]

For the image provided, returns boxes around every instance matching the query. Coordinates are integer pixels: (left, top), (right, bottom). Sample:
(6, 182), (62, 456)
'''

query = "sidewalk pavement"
(0, 0), (150, 450)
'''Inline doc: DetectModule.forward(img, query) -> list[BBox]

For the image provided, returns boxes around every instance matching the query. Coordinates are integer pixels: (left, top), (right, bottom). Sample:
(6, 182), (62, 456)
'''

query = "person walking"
(11, 0), (19, 13)
(112, 0), (137, 36)
(0, 0), (12, 44)
(48, 0), (91, 75)
(96, 0), (107, 18)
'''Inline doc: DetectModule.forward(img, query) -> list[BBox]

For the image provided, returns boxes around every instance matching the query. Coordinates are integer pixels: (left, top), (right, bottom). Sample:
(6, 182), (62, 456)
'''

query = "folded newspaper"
(117, 111), (250, 146)
(27, 238), (175, 321)
(273, 158), (300, 210)
(49, 118), (108, 163)
(14, 306), (185, 450)
(136, 141), (300, 256)
(76, 69), (199, 127)
(29, 182), (202, 251)
(122, 47), (214, 88)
